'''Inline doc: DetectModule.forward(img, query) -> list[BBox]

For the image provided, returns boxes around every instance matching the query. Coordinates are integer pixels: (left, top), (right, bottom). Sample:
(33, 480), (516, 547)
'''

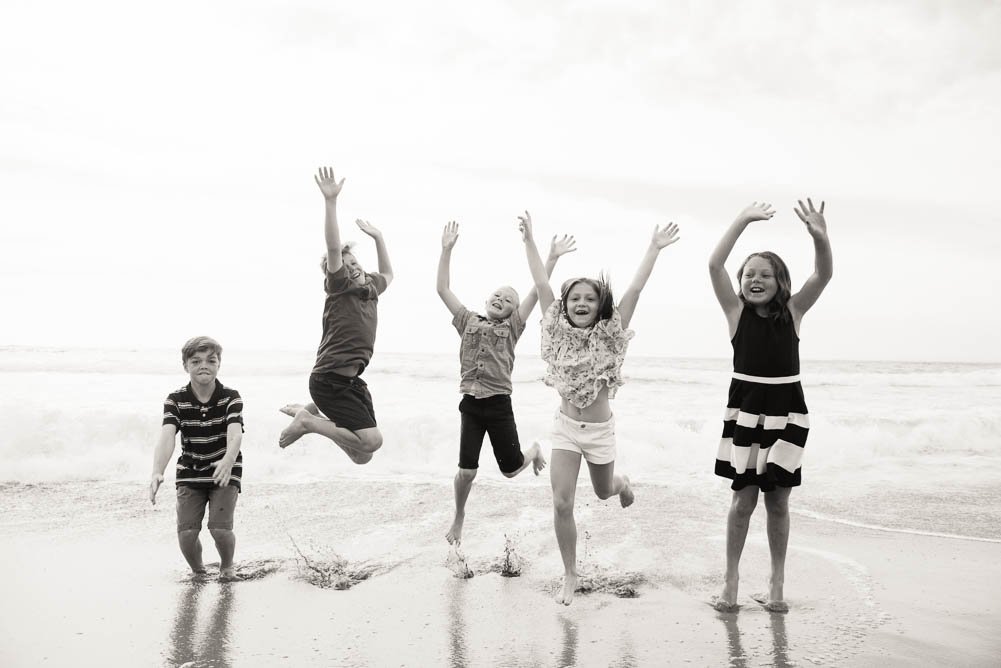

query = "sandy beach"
(1, 478), (997, 667)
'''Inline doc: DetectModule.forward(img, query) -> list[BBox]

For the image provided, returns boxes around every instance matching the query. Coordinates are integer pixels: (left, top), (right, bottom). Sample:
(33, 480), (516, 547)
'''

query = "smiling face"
(184, 349), (220, 389)
(564, 280), (601, 328)
(739, 255), (779, 308)
(485, 286), (518, 320)
(342, 252), (368, 287)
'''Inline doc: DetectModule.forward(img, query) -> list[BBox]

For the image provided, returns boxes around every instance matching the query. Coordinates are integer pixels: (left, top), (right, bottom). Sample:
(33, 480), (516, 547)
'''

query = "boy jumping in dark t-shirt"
(278, 166), (393, 464)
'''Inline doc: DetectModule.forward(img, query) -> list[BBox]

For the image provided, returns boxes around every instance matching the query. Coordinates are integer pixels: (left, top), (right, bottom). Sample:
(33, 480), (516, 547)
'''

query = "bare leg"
(177, 529), (207, 575)
(210, 528), (236, 579)
(757, 486), (791, 612)
(550, 449), (582, 605)
(446, 468), (477, 545)
(500, 442), (548, 479)
(585, 460), (633, 507)
(714, 486), (759, 611)
(279, 409), (381, 463)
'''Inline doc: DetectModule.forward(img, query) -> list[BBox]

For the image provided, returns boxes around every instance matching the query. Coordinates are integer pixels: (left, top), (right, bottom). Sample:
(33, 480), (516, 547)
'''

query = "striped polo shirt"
(163, 380), (244, 491)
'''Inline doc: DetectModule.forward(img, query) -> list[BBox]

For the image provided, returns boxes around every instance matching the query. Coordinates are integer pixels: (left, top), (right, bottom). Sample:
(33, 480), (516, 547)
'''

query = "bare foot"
(279, 408), (314, 448)
(279, 403), (303, 418)
(750, 592), (788, 612)
(527, 442), (547, 475)
(279, 403), (320, 418)
(710, 594), (740, 613)
(219, 565), (239, 582)
(751, 579), (789, 612)
(556, 573), (578, 606)
(446, 512), (464, 546)
(619, 475), (635, 508)
(711, 577), (740, 612)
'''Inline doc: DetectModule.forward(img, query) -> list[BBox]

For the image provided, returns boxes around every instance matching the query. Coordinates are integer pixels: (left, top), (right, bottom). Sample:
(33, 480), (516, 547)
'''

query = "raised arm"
(709, 202), (774, 333)
(517, 234), (577, 322)
(149, 424), (177, 504)
(355, 219), (394, 288)
(789, 198), (833, 319)
(436, 221), (464, 317)
(618, 223), (681, 329)
(315, 166), (346, 274)
(518, 211), (556, 313)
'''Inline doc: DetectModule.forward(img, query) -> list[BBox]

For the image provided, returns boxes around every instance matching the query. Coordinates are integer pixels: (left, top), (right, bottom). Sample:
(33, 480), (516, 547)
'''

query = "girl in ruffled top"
(520, 211), (680, 605)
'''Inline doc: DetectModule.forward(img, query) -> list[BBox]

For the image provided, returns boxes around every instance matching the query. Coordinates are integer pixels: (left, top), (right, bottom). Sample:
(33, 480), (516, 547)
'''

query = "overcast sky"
(2, 1), (999, 362)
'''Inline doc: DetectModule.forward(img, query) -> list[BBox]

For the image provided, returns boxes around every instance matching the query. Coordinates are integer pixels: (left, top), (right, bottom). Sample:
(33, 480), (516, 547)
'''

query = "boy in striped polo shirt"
(150, 336), (244, 579)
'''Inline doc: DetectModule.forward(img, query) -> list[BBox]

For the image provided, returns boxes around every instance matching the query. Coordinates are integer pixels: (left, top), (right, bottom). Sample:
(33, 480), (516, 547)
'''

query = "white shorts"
(549, 411), (616, 465)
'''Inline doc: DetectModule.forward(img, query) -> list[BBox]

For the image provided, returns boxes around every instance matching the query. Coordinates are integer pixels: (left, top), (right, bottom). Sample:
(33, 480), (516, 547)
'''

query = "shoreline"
(0, 480), (998, 666)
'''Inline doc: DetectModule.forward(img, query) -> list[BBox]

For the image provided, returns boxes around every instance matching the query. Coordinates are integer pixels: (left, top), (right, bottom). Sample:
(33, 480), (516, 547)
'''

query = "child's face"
(184, 350), (220, 387)
(740, 256), (778, 307)
(565, 282), (600, 328)
(343, 253), (368, 286)
(485, 287), (518, 320)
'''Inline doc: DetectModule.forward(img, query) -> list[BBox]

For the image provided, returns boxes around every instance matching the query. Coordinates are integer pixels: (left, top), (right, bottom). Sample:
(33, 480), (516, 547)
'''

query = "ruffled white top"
(540, 301), (635, 409)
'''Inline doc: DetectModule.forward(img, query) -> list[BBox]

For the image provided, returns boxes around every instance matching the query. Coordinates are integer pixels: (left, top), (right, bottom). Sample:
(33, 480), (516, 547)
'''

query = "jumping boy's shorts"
(176, 484), (239, 532)
(458, 393), (524, 473)
(549, 411), (616, 464)
(309, 372), (377, 432)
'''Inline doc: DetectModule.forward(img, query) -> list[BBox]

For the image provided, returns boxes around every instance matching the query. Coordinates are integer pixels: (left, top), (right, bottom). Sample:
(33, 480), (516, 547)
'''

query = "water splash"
(287, 534), (378, 590)
(446, 544), (474, 579)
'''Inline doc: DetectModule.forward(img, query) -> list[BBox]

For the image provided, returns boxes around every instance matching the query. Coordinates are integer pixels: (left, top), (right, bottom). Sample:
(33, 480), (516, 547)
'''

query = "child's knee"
(177, 528), (201, 544)
(731, 494), (758, 518)
(764, 493), (789, 516)
(358, 431), (383, 453)
(349, 450), (374, 465)
(456, 468), (478, 484)
(209, 527), (234, 543)
(592, 484), (615, 501)
(553, 495), (575, 517)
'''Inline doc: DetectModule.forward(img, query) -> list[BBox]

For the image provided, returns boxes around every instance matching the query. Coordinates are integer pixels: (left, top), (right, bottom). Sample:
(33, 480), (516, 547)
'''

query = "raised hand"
(442, 221), (459, 250)
(355, 219), (382, 239)
(737, 202), (776, 225)
(650, 222), (681, 249)
(314, 166), (345, 200)
(517, 210), (534, 242)
(549, 234), (577, 259)
(794, 198), (827, 237)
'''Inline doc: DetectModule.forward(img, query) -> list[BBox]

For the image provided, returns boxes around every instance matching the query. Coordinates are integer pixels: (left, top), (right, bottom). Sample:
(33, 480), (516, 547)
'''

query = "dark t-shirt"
(312, 264), (389, 375)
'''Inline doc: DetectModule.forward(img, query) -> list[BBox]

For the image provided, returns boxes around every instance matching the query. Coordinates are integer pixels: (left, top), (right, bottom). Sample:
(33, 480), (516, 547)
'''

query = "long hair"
(559, 273), (614, 327)
(737, 252), (792, 322)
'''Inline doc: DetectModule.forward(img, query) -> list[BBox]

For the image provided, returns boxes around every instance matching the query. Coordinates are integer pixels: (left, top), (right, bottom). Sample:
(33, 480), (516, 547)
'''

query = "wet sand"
(0, 480), (997, 666)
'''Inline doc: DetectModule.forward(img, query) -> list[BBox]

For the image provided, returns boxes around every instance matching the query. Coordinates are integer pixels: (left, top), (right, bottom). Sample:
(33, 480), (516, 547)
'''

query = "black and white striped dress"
(715, 306), (808, 491)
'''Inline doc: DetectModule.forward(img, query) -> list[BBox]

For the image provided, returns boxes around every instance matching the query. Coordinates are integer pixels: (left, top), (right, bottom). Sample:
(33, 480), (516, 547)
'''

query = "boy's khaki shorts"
(549, 411), (617, 465)
(176, 484), (238, 532)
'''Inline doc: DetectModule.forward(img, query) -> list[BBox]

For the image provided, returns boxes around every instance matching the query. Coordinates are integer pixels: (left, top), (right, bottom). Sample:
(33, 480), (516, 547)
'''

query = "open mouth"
(749, 287), (765, 294)
(491, 301), (503, 310)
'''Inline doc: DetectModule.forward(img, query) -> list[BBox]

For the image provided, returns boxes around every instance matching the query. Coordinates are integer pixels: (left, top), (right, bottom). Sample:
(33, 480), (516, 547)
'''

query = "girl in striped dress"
(708, 199), (833, 613)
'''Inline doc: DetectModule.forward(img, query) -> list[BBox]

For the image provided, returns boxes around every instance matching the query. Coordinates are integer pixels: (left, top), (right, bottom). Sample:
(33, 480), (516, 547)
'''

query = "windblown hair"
(737, 251), (792, 322)
(181, 336), (222, 364)
(319, 243), (358, 273)
(559, 273), (614, 327)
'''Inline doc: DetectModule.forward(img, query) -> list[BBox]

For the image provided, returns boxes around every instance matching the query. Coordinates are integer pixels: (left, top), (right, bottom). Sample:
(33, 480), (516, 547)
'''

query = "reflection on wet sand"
(557, 615), (577, 668)
(166, 581), (235, 668)
(447, 579), (468, 668)
(718, 608), (792, 668)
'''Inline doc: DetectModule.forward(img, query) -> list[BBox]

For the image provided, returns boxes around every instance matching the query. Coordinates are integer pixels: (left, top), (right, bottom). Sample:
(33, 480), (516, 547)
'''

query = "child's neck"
(190, 379), (216, 403)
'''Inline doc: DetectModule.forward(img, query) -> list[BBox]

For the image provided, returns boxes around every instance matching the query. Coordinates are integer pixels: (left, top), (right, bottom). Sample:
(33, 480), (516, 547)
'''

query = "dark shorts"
(176, 484), (238, 532)
(458, 394), (524, 473)
(309, 372), (378, 432)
